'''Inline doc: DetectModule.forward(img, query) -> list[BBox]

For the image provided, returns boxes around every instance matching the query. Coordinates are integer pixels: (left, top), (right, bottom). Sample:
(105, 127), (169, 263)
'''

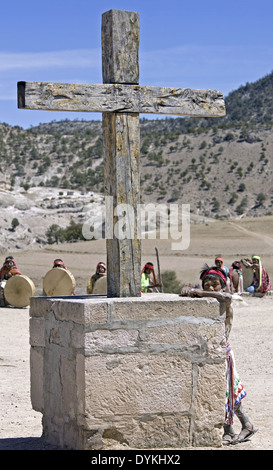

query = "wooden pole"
(17, 9), (226, 298)
(102, 10), (141, 297)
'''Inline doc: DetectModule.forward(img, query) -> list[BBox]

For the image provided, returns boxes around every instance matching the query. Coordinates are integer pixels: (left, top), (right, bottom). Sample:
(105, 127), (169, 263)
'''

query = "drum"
(43, 267), (76, 296)
(4, 275), (35, 307)
(0, 280), (7, 306)
(242, 266), (254, 291)
(92, 275), (107, 295)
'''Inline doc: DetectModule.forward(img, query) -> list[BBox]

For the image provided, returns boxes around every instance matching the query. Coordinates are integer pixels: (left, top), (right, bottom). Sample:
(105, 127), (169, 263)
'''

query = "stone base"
(29, 293), (226, 449)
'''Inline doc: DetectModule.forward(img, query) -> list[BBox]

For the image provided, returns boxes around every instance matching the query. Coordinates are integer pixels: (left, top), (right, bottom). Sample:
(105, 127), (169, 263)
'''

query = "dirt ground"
(0, 216), (273, 451)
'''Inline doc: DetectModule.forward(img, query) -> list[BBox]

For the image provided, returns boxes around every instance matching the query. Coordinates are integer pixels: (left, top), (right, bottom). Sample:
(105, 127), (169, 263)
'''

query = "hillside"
(1, 71), (273, 251)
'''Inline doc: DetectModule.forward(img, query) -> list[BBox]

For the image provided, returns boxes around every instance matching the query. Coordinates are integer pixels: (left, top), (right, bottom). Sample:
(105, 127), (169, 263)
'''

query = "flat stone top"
(32, 292), (217, 303)
(30, 293), (220, 324)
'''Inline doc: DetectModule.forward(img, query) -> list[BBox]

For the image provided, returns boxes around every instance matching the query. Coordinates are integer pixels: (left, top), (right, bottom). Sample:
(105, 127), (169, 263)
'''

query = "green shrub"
(46, 221), (85, 244)
(161, 270), (183, 294)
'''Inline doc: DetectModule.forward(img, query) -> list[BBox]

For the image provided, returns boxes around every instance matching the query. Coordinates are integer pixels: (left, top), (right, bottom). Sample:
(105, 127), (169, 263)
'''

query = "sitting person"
(241, 255), (271, 294)
(53, 258), (67, 269)
(180, 264), (257, 445)
(141, 262), (162, 293)
(215, 256), (229, 277)
(0, 256), (22, 306)
(215, 256), (230, 291)
(87, 262), (106, 294)
(229, 261), (243, 294)
(49, 258), (75, 296)
(0, 256), (21, 281)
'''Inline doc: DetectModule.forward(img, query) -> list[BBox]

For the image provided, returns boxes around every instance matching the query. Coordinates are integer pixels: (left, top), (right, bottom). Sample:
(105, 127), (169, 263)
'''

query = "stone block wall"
(29, 293), (226, 449)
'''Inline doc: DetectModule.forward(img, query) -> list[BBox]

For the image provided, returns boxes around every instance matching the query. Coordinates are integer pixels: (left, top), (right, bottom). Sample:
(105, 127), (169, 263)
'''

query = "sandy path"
(0, 294), (272, 451)
(0, 306), (59, 450)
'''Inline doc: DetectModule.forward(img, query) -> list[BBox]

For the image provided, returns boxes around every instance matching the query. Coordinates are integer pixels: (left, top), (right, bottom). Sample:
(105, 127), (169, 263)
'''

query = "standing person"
(241, 255), (271, 294)
(141, 262), (162, 293)
(87, 262), (107, 294)
(229, 261), (244, 294)
(180, 264), (257, 445)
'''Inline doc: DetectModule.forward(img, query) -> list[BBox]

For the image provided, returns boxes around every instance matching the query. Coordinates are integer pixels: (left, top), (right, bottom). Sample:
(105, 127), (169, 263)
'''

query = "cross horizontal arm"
(18, 81), (225, 117)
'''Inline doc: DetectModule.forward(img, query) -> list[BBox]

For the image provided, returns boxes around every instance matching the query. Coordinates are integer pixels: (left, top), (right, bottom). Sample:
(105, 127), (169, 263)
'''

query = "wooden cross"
(17, 9), (225, 298)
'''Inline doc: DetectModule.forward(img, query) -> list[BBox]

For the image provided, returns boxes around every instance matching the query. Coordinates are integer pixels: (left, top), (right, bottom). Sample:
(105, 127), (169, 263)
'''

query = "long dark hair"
(200, 264), (227, 288)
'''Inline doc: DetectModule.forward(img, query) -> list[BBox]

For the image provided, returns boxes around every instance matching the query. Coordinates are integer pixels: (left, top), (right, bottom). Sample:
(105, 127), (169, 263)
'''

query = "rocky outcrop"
(0, 188), (104, 252)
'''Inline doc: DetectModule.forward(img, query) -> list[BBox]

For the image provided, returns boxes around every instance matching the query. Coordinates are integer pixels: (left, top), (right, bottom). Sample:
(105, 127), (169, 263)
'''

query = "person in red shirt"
(0, 256), (21, 281)
(0, 256), (22, 306)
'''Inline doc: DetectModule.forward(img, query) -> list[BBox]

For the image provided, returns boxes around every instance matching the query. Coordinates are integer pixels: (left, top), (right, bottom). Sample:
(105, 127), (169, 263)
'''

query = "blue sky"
(1, 0), (273, 129)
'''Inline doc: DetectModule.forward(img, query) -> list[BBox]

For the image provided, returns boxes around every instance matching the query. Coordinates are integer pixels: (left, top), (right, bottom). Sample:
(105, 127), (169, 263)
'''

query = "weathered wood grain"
(103, 113), (141, 297)
(102, 9), (139, 84)
(102, 10), (141, 297)
(17, 81), (225, 117)
(17, 9), (226, 298)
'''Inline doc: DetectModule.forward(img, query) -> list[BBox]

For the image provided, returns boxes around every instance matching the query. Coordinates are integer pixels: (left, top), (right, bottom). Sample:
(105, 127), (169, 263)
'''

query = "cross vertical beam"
(102, 10), (141, 297)
(17, 9), (226, 299)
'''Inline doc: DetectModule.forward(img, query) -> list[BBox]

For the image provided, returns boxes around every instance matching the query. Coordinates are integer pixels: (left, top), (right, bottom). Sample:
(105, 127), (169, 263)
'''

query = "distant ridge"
(1, 70), (273, 226)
